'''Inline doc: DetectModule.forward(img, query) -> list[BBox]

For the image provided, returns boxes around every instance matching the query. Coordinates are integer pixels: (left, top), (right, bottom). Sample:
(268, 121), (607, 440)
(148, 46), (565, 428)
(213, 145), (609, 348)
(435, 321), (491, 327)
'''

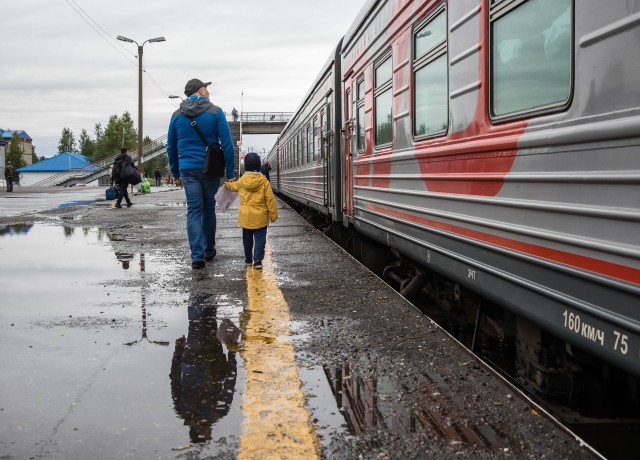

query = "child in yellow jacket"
(224, 152), (278, 269)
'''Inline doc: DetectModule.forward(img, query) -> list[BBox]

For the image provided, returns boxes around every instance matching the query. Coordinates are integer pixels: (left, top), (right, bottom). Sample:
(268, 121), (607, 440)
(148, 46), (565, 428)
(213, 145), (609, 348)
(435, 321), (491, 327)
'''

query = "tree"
(58, 127), (77, 154)
(31, 145), (40, 163)
(6, 132), (26, 168)
(93, 112), (137, 160)
(78, 129), (96, 159)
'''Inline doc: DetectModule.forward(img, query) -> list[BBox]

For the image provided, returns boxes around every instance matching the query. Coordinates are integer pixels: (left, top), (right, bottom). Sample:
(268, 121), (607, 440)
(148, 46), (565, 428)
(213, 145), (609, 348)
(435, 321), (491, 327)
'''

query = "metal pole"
(137, 44), (143, 174)
(239, 90), (243, 177)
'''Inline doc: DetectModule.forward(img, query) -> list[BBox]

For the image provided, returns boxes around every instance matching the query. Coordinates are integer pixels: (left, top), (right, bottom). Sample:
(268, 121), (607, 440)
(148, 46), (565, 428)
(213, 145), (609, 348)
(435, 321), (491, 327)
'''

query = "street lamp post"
(117, 35), (166, 173)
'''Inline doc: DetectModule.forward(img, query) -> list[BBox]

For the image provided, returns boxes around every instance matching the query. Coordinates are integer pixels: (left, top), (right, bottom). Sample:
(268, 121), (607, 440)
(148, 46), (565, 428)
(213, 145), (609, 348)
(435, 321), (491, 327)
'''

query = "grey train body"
(268, 0), (640, 393)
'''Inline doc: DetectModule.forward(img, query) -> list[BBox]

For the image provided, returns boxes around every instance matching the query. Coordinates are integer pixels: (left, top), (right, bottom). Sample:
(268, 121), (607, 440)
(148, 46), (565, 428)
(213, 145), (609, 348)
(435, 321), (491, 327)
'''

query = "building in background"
(16, 152), (99, 187)
(0, 129), (33, 166)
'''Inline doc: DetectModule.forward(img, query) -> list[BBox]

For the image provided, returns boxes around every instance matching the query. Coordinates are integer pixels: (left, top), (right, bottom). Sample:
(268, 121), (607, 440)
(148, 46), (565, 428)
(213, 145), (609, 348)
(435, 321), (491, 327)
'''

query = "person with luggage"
(111, 148), (135, 208)
(166, 78), (236, 269)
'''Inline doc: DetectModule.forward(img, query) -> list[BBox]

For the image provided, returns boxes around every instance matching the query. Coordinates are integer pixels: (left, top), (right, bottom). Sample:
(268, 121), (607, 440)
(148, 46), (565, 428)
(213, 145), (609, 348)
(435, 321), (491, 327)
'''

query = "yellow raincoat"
(224, 172), (278, 229)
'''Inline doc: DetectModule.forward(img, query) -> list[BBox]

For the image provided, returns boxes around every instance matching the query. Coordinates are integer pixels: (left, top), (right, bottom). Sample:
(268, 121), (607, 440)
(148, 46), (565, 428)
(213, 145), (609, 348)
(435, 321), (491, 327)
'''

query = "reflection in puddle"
(0, 223), (34, 236)
(324, 364), (498, 447)
(170, 293), (239, 443)
(57, 199), (97, 209)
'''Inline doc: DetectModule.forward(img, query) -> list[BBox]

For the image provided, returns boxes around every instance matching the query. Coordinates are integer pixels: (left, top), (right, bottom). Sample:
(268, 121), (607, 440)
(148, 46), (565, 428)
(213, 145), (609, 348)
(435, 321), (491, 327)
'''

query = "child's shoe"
(253, 260), (262, 270)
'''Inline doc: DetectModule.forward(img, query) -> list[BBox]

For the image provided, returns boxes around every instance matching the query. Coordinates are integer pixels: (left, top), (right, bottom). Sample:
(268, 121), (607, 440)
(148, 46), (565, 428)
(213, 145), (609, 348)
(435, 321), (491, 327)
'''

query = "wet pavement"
(0, 186), (107, 217)
(0, 187), (599, 459)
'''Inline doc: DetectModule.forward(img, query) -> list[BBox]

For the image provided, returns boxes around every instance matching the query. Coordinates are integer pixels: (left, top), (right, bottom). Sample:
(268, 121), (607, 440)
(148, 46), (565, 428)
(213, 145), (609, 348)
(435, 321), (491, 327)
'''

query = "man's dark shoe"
(192, 260), (206, 269)
(204, 249), (216, 261)
(253, 260), (263, 270)
(114, 204), (122, 208)
(126, 203), (133, 207)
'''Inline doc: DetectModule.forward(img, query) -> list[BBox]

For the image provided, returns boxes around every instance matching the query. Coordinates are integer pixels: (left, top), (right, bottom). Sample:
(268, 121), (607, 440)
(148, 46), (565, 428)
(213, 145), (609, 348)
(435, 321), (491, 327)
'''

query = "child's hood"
(240, 172), (265, 192)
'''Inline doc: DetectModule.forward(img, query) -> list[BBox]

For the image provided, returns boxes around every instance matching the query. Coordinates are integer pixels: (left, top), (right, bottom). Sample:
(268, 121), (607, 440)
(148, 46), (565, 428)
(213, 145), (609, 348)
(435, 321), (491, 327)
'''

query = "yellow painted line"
(238, 243), (320, 460)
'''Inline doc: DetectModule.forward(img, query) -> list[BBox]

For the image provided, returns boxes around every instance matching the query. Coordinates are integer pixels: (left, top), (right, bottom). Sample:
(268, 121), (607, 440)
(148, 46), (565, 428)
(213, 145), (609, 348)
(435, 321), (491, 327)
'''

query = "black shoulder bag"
(187, 117), (225, 177)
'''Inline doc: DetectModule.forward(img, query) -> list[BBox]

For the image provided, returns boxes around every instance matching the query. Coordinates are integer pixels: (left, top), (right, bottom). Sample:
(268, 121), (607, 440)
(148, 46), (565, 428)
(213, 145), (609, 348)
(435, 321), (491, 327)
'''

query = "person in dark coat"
(260, 161), (271, 182)
(154, 168), (162, 186)
(4, 160), (14, 192)
(111, 148), (134, 208)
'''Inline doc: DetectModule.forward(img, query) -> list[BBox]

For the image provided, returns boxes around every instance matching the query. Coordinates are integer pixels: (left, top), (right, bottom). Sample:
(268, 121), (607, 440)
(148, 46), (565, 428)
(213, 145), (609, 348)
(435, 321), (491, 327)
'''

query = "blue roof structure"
(0, 129), (32, 141)
(17, 152), (98, 173)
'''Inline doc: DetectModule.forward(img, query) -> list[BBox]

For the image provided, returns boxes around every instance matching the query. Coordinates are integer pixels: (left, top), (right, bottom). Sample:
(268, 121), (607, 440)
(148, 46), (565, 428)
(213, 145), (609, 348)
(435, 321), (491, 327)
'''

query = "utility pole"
(117, 35), (166, 173)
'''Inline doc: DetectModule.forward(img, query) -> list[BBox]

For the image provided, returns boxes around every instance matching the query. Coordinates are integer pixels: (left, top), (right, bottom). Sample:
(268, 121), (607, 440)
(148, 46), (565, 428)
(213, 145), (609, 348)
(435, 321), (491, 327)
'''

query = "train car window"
(312, 118), (318, 161)
(374, 56), (393, 147)
(320, 111), (325, 160)
(302, 128), (307, 165)
(356, 77), (365, 152)
(413, 8), (448, 138)
(306, 124), (312, 163)
(490, 0), (572, 118)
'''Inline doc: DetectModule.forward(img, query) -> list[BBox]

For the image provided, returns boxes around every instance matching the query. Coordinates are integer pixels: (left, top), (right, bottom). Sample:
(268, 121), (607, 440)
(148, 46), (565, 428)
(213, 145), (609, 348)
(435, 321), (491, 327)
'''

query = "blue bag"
(105, 184), (120, 200)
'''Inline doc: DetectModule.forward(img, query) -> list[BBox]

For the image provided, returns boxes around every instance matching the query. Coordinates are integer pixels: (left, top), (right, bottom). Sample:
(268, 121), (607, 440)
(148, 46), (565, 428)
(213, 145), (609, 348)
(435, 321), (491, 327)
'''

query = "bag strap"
(185, 115), (222, 151)
(185, 116), (208, 147)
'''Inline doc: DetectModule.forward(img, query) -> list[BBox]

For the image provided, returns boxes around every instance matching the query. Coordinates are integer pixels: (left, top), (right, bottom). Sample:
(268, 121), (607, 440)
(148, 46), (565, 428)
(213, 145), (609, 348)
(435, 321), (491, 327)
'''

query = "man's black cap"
(184, 79), (211, 97)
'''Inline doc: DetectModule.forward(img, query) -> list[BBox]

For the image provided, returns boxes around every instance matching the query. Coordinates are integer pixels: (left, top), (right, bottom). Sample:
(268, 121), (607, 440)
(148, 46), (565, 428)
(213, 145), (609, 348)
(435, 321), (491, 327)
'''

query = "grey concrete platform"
(0, 187), (599, 459)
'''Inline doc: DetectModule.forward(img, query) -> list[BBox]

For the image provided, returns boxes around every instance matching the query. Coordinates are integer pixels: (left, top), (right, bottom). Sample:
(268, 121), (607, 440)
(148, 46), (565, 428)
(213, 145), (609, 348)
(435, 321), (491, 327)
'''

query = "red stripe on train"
(366, 203), (640, 285)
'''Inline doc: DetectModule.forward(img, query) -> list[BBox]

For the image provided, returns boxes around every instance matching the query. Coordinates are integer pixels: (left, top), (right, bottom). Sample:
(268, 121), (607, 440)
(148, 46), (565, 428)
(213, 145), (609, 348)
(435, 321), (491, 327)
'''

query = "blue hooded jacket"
(167, 96), (236, 179)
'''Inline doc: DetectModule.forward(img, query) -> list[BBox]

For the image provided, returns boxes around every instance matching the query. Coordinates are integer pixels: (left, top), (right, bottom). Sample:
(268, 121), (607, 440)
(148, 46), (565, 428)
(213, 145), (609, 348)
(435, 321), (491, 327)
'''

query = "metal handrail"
(30, 134), (168, 187)
(226, 112), (293, 123)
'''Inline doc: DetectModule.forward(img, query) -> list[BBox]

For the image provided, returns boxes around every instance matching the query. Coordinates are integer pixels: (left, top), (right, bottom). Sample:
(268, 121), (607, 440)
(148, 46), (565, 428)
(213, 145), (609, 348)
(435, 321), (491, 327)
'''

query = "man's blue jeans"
(181, 169), (220, 261)
(242, 226), (267, 264)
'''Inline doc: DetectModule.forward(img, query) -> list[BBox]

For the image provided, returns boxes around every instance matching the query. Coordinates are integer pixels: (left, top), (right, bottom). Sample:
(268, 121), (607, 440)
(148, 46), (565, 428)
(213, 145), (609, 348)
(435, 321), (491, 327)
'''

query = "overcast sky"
(0, 0), (368, 157)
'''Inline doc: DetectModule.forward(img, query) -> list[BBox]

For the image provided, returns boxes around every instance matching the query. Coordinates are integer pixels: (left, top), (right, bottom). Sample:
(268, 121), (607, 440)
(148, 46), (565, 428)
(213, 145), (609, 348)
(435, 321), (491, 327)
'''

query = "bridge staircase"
(30, 135), (168, 187)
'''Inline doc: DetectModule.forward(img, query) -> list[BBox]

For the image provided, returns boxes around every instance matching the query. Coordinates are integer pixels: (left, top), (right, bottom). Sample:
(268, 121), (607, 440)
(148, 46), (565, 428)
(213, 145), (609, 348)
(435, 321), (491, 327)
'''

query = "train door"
(343, 86), (354, 220)
(320, 109), (329, 208)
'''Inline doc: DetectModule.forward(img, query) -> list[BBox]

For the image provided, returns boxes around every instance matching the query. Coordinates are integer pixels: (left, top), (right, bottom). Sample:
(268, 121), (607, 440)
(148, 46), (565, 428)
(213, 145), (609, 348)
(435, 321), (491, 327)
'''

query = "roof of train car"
(342, 0), (380, 52)
(277, 38), (343, 139)
(273, 0), (378, 144)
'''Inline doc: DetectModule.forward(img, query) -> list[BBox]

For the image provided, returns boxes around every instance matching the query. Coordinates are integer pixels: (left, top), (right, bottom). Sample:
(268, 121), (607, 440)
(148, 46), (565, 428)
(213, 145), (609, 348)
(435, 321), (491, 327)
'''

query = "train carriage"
(272, 0), (640, 401)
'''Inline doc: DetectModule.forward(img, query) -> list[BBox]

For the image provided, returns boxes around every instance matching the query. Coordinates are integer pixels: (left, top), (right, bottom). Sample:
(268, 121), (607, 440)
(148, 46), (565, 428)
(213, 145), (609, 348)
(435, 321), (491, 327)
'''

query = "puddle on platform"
(155, 201), (187, 207)
(57, 199), (97, 209)
(322, 363), (500, 447)
(0, 224), (247, 459)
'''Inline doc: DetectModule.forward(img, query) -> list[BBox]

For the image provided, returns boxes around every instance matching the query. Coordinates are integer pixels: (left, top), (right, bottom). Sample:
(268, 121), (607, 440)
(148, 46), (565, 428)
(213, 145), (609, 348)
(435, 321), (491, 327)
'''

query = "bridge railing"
(227, 112), (293, 123)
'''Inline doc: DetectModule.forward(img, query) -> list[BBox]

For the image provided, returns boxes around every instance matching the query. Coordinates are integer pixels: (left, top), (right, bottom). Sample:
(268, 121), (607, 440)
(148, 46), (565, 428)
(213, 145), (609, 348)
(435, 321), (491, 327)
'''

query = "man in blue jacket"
(167, 78), (236, 269)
